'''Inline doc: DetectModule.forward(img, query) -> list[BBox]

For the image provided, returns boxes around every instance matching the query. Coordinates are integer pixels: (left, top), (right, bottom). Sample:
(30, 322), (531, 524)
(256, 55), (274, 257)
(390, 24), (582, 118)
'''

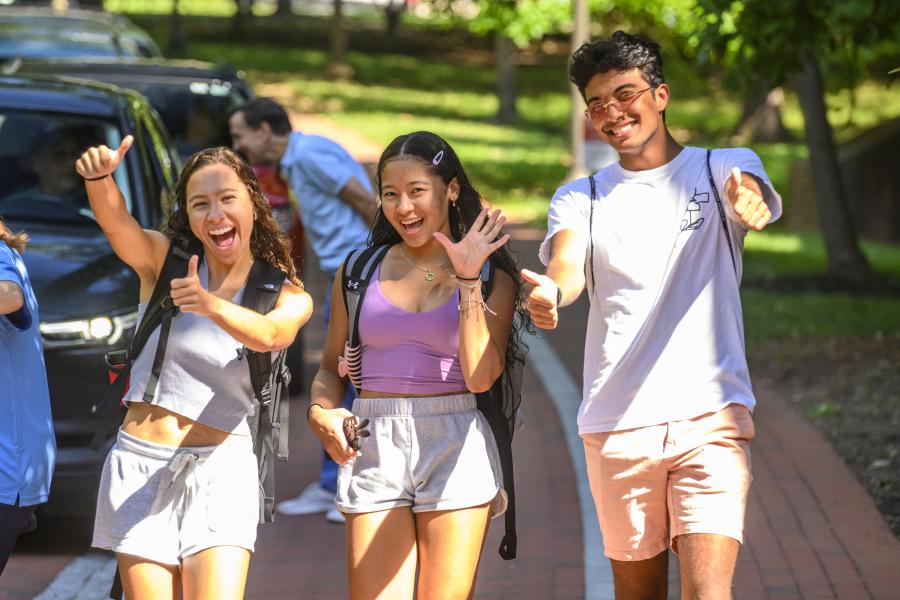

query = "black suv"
(0, 6), (162, 60)
(5, 56), (252, 162)
(0, 74), (179, 514)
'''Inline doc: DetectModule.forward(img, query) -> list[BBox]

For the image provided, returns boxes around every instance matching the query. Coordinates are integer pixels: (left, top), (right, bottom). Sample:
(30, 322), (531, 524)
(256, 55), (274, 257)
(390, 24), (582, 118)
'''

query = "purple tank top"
(357, 263), (467, 394)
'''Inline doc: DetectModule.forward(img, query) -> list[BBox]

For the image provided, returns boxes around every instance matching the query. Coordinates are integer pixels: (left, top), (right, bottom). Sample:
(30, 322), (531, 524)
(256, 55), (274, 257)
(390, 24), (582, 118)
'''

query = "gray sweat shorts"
(336, 393), (508, 517)
(92, 429), (258, 565)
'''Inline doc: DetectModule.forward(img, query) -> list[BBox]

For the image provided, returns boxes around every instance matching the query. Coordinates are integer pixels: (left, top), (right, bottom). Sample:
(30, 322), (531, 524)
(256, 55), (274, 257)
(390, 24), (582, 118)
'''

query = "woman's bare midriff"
(359, 389), (470, 399)
(122, 402), (233, 447)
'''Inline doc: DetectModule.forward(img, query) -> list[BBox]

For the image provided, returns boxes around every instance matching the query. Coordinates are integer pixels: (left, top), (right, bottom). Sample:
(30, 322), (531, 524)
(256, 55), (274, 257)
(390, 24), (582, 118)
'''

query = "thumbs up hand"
(75, 135), (133, 181)
(521, 268), (562, 329)
(724, 167), (771, 231)
(170, 255), (216, 316)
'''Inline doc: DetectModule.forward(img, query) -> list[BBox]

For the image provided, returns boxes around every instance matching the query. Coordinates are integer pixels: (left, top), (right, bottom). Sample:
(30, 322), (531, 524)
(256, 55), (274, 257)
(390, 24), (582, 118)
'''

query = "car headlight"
(40, 310), (140, 349)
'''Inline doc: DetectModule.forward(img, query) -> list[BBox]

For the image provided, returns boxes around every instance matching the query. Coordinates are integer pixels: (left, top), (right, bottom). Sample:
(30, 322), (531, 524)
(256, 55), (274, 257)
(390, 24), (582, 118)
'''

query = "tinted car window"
(134, 82), (245, 160)
(0, 111), (132, 223)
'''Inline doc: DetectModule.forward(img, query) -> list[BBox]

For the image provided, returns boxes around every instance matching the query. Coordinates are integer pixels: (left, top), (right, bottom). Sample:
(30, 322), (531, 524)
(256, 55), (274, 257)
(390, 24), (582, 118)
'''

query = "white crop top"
(124, 259), (257, 436)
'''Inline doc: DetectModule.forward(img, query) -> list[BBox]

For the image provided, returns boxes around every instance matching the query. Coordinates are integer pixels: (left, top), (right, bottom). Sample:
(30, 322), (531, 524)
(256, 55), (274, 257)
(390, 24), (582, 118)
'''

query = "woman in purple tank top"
(307, 131), (530, 599)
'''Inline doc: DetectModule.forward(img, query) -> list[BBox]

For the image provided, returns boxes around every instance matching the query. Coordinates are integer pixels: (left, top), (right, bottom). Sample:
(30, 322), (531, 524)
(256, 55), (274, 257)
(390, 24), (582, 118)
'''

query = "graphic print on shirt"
(680, 187), (709, 231)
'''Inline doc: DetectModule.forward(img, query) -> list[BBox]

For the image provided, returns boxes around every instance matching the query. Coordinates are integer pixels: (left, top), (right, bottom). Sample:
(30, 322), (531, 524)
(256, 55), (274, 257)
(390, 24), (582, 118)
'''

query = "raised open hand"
(433, 207), (510, 279)
(75, 135), (133, 181)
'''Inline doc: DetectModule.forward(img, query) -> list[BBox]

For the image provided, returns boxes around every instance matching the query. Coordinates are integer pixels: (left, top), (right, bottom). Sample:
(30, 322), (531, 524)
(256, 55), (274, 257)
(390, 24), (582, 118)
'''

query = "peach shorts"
(582, 403), (754, 561)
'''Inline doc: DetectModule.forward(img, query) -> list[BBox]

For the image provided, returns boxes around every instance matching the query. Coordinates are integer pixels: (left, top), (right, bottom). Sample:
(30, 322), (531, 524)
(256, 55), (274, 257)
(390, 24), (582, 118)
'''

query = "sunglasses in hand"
(343, 416), (371, 451)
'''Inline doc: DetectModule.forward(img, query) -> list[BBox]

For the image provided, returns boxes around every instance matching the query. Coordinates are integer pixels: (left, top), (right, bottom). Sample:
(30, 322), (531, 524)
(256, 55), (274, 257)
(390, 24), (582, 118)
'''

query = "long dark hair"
(371, 131), (531, 371)
(163, 147), (299, 285)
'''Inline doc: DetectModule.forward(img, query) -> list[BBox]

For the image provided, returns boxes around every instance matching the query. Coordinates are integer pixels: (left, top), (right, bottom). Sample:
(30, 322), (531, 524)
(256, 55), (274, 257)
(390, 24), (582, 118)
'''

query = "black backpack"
(342, 245), (523, 560)
(90, 238), (291, 525)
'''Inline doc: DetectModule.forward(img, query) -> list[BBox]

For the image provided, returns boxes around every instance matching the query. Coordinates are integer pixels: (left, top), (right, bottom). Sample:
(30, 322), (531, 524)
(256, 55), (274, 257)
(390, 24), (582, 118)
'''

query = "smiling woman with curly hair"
(75, 138), (312, 600)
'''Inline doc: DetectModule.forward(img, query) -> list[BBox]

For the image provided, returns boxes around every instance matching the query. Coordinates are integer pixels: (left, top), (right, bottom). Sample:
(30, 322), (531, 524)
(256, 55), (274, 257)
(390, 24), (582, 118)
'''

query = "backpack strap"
(89, 239), (200, 451)
(706, 149), (737, 275)
(587, 174), (598, 294)
(474, 258), (519, 559)
(239, 258), (288, 523)
(342, 244), (391, 350)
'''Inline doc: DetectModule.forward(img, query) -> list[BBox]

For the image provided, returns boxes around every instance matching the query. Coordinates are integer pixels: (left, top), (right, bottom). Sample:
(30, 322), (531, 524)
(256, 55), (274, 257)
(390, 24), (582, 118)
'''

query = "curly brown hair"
(0, 218), (27, 253)
(163, 147), (299, 285)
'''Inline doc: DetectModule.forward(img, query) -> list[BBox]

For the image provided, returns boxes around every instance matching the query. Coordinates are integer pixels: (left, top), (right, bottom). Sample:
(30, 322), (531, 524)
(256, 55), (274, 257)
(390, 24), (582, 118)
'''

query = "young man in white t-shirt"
(522, 31), (782, 598)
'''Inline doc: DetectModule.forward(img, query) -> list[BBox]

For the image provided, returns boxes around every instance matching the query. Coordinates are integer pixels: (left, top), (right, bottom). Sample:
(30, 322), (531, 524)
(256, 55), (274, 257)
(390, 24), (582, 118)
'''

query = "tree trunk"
(275, 0), (292, 16)
(494, 34), (518, 124)
(568, 0), (590, 180)
(731, 83), (792, 144)
(384, 0), (405, 35)
(327, 0), (353, 79)
(231, 0), (254, 35)
(168, 0), (186, 57)
(795, 52), (871, 288)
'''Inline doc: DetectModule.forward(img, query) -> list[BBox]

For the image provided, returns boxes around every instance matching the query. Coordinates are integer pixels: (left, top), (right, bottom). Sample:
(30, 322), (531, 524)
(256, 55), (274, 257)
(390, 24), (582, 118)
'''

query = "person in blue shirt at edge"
(229, 97), (379, 524)
(0, 218), (56, 576)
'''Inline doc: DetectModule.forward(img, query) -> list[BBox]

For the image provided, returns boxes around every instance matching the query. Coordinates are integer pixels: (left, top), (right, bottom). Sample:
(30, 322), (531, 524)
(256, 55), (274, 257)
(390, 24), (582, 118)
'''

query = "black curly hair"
(163, 146), (299, 285)
(569, 30), (665, 99)
(371, 131), (531, 376)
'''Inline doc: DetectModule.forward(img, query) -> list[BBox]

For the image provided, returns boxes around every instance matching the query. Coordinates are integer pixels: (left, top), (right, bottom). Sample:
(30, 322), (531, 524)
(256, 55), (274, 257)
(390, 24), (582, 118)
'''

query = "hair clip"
(432, 150), (444, 166)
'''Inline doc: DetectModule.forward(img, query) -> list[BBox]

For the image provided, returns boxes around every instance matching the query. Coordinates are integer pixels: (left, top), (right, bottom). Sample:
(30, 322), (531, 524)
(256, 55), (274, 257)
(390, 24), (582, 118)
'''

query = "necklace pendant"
(425, 271), (435, 282)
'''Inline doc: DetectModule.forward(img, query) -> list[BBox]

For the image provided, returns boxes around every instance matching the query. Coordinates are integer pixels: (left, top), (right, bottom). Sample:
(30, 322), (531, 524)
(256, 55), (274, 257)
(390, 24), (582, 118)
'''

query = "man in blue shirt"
(0, 222), (55, 575)
(229, 98), (377, 523)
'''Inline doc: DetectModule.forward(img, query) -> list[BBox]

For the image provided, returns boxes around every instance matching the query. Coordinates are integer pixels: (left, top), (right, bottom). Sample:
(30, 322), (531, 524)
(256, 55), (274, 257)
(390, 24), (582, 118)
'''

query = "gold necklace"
(399, 245), (445, 281)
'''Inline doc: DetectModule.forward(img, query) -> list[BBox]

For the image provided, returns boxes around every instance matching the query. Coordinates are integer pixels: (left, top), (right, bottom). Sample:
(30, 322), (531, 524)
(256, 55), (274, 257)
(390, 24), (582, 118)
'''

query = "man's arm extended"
(339, 177), (379, 226)
(520, 229), (586, 330)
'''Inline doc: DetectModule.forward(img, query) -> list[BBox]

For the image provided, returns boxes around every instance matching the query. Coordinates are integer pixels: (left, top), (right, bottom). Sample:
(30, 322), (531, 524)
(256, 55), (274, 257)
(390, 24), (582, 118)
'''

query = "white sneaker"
(325, 506), (346, 524)
(276, 483), (335, 516)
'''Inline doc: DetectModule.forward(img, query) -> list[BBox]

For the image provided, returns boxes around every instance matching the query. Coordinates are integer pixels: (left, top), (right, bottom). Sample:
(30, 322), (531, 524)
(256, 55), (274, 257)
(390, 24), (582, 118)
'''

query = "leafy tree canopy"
(692, 0), (900, 90)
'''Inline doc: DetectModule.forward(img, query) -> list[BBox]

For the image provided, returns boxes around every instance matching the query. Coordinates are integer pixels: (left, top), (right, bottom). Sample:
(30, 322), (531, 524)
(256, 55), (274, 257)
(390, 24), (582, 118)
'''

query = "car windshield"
(0, 111), (131, 224)
(134, 81), (242, 160)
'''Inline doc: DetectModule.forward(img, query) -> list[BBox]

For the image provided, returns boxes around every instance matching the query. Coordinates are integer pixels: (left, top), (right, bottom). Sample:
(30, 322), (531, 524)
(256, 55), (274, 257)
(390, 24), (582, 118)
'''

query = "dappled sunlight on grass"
(782, 81), (900, 143)
(742, 288), (900, 341)
(744, 230), (900, 280)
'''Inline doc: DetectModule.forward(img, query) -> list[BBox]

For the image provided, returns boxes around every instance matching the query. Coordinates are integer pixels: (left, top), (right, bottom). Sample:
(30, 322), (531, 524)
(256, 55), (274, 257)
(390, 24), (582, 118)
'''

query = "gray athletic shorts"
(92, 429), (258, 565)
(336, 393), (508, 517)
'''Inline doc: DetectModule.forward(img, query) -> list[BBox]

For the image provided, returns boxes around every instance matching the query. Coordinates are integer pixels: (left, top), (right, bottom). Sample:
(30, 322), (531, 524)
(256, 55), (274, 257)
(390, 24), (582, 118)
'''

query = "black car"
(0, 74), (180, 514)
(4, 56), (252, 162)
(0, 6), (162, 60)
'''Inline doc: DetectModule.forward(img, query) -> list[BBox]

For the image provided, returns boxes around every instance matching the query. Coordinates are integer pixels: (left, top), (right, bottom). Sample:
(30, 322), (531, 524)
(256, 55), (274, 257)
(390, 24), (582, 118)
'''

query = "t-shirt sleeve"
(538, 183), (590, 267)
(295, 148), (355, 197)
(0, 244), (32, 332)
(712, 147), (783, 226)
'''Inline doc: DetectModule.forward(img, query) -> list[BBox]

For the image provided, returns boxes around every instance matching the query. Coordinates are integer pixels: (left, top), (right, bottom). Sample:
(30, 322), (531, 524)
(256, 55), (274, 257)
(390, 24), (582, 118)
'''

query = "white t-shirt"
(539, 146), (782, 434)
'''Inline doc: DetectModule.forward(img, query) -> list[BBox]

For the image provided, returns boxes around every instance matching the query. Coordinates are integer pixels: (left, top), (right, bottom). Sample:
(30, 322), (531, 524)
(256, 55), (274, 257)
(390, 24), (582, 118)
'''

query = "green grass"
(742, 289), (900, 341)
(741, 231), (900, 341)
(743, 230), (900, 280)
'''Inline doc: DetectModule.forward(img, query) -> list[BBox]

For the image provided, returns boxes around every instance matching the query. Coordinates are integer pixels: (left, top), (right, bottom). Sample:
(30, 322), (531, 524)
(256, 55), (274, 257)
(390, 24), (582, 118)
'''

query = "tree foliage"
(693, 0), (900, 287)
(692, 0), (900, 90)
